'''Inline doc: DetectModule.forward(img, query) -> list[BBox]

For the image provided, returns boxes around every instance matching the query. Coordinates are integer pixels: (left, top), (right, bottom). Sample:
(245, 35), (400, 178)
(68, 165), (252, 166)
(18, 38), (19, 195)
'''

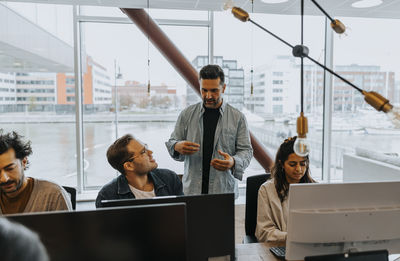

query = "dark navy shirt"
(95, 168), (183, 208)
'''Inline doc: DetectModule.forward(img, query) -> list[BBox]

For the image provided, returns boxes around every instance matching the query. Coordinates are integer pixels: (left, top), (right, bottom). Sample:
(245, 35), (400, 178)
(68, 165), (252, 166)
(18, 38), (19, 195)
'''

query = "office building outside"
(244, 56), (299, 115)
(246, 56), (396, 115)
(115, 81), (180, 110)
(90, 57), (112, 111)
(57, 56), (112, 113)
(0, 72), (16, 113)
(304, 64), (395, 113)
(15, 72), (57, 112)
(0, 56), (111, 114)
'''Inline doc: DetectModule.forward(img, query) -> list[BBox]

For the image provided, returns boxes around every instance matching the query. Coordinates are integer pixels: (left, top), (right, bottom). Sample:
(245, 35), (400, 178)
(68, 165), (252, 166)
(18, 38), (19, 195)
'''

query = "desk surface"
(235, 242), (283, 261)
(235, 243), (303, 261)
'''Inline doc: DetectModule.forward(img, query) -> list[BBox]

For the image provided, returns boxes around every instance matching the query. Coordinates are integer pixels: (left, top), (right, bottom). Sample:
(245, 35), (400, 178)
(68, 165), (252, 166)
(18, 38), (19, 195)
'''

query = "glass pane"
(143, 9), (209, 21)
(0, 2), (76, 187)
(332, 17), (400, 182)
(80, 6), (208, 21)
(80, 21), (208, 188)
(215, 11), (326, 182)
(79, 6), (127, 17)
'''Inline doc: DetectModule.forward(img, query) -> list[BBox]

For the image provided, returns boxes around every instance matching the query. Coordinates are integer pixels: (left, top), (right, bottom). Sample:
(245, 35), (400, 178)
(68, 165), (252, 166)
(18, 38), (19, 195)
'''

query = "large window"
(330, 17), (400, 182)
(215, 11), (326, 181)
(0, 2), (77, 187)
(0, 2), (209, 191)
(2, 2), (398, 193)
(79, 13), (208, 188)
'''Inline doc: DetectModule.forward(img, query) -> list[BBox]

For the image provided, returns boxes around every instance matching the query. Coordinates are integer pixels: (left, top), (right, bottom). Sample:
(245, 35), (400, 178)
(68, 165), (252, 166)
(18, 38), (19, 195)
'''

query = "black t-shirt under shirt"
(202, 107), (220, 194)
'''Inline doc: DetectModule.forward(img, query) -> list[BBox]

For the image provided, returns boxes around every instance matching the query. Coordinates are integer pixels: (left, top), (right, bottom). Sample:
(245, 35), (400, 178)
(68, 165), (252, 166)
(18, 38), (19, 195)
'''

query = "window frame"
(73, 7), (212, 192)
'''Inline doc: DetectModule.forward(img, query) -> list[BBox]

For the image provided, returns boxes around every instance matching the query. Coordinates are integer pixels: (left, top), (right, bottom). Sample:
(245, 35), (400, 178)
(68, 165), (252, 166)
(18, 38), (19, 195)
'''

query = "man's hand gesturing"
(210, 150), (234, 171)
(174, 141), (200, 155)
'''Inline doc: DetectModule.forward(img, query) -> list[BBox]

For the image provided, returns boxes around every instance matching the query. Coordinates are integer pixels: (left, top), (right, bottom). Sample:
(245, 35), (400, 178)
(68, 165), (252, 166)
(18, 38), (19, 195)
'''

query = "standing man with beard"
(96, 134), (183, 208)
(166, 65), (253, 197)
(0, 131), (72, 215)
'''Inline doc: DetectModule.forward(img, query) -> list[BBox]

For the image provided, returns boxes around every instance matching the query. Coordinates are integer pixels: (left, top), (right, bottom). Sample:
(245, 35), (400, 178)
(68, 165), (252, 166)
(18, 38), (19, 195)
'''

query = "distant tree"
(160, 96), (172, 108)
(173, 96), (180, 108)
(119, 94), (134, 109)
(138, 98), (149, 108)
(150, 96), (160, 107)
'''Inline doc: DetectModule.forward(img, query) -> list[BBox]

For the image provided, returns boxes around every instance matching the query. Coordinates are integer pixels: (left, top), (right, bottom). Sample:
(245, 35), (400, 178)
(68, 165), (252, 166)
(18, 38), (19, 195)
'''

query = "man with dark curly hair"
(0, 130), (72, 215)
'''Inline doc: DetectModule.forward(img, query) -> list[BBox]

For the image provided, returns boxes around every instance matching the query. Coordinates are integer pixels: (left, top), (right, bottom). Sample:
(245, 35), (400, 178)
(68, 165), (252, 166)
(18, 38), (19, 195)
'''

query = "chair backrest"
(245, 173), (271, 236)
(62, 186), (77, 210)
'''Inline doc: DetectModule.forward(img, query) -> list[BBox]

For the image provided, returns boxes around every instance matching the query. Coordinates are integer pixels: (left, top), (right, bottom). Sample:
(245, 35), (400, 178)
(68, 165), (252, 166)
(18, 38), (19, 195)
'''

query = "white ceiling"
(0, 3), (74, 72)
(6, 0), (400, 19)
(0, 42), (73, 73)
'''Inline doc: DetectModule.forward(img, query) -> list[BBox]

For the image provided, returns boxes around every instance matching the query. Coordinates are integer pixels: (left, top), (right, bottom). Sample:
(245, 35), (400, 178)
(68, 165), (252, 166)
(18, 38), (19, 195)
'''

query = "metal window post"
(322, 17), (334, 182)
(114, 59), (119, 139)
(73, 5), (84, 193)
(208, 11), (214, 64)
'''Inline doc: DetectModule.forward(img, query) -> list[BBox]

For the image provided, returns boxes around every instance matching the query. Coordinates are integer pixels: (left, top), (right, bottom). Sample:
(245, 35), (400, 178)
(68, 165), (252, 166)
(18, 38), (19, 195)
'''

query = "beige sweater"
(255, 179), (288, 242)
(0, 178), (72, 214)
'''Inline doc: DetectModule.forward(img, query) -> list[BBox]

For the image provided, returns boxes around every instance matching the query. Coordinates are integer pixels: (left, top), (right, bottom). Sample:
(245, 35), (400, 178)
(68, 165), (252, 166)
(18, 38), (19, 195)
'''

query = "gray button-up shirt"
(165, 101), (253, 196)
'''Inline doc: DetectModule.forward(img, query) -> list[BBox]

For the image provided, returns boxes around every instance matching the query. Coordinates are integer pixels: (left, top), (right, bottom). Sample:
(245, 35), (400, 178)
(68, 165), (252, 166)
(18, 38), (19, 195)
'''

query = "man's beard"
(135, 162), (158, 176)
(203, 97), (220, 108)
(0, 171), (25, 194)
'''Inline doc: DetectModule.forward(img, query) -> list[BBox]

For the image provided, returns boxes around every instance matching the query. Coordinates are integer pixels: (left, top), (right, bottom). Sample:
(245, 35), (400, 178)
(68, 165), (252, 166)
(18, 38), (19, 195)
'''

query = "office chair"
(243, 173), (271, 243)
(62, 186), (77, 210)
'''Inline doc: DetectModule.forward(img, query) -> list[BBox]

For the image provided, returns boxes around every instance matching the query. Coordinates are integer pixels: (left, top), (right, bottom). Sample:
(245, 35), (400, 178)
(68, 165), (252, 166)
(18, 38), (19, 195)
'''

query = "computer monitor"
(101, 193), (235, 261)
(8, 203), (187, 261)
(285, 181), (400, 260)
(304, 249), (388, 261)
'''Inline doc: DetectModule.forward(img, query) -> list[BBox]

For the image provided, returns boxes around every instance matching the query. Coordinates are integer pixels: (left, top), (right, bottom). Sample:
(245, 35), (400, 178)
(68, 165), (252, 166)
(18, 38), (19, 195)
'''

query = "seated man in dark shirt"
(96, 134), (183, 208)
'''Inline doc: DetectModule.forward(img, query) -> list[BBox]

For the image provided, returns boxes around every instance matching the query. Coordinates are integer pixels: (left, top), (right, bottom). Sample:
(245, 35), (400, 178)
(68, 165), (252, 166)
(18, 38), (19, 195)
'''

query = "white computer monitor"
(285, 181), (400, 260)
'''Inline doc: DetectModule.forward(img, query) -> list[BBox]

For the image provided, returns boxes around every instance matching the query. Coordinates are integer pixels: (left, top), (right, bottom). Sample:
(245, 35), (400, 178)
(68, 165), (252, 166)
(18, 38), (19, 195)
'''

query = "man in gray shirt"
(166, 64), (253, 196)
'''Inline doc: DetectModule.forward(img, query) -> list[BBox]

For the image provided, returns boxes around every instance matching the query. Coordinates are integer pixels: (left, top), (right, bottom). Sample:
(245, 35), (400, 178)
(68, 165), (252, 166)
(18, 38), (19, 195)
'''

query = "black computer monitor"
(8, 203), (187, 261)
(101, 193), (235, 261)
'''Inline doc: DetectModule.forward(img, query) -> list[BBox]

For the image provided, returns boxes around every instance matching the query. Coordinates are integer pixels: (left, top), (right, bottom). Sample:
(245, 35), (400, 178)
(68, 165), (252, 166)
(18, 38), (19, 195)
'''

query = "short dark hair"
(0, 218), (49, 261)
(106, 134), (135, 175)
(199, 64), (225, 85)
(0, 130), (32, 167)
